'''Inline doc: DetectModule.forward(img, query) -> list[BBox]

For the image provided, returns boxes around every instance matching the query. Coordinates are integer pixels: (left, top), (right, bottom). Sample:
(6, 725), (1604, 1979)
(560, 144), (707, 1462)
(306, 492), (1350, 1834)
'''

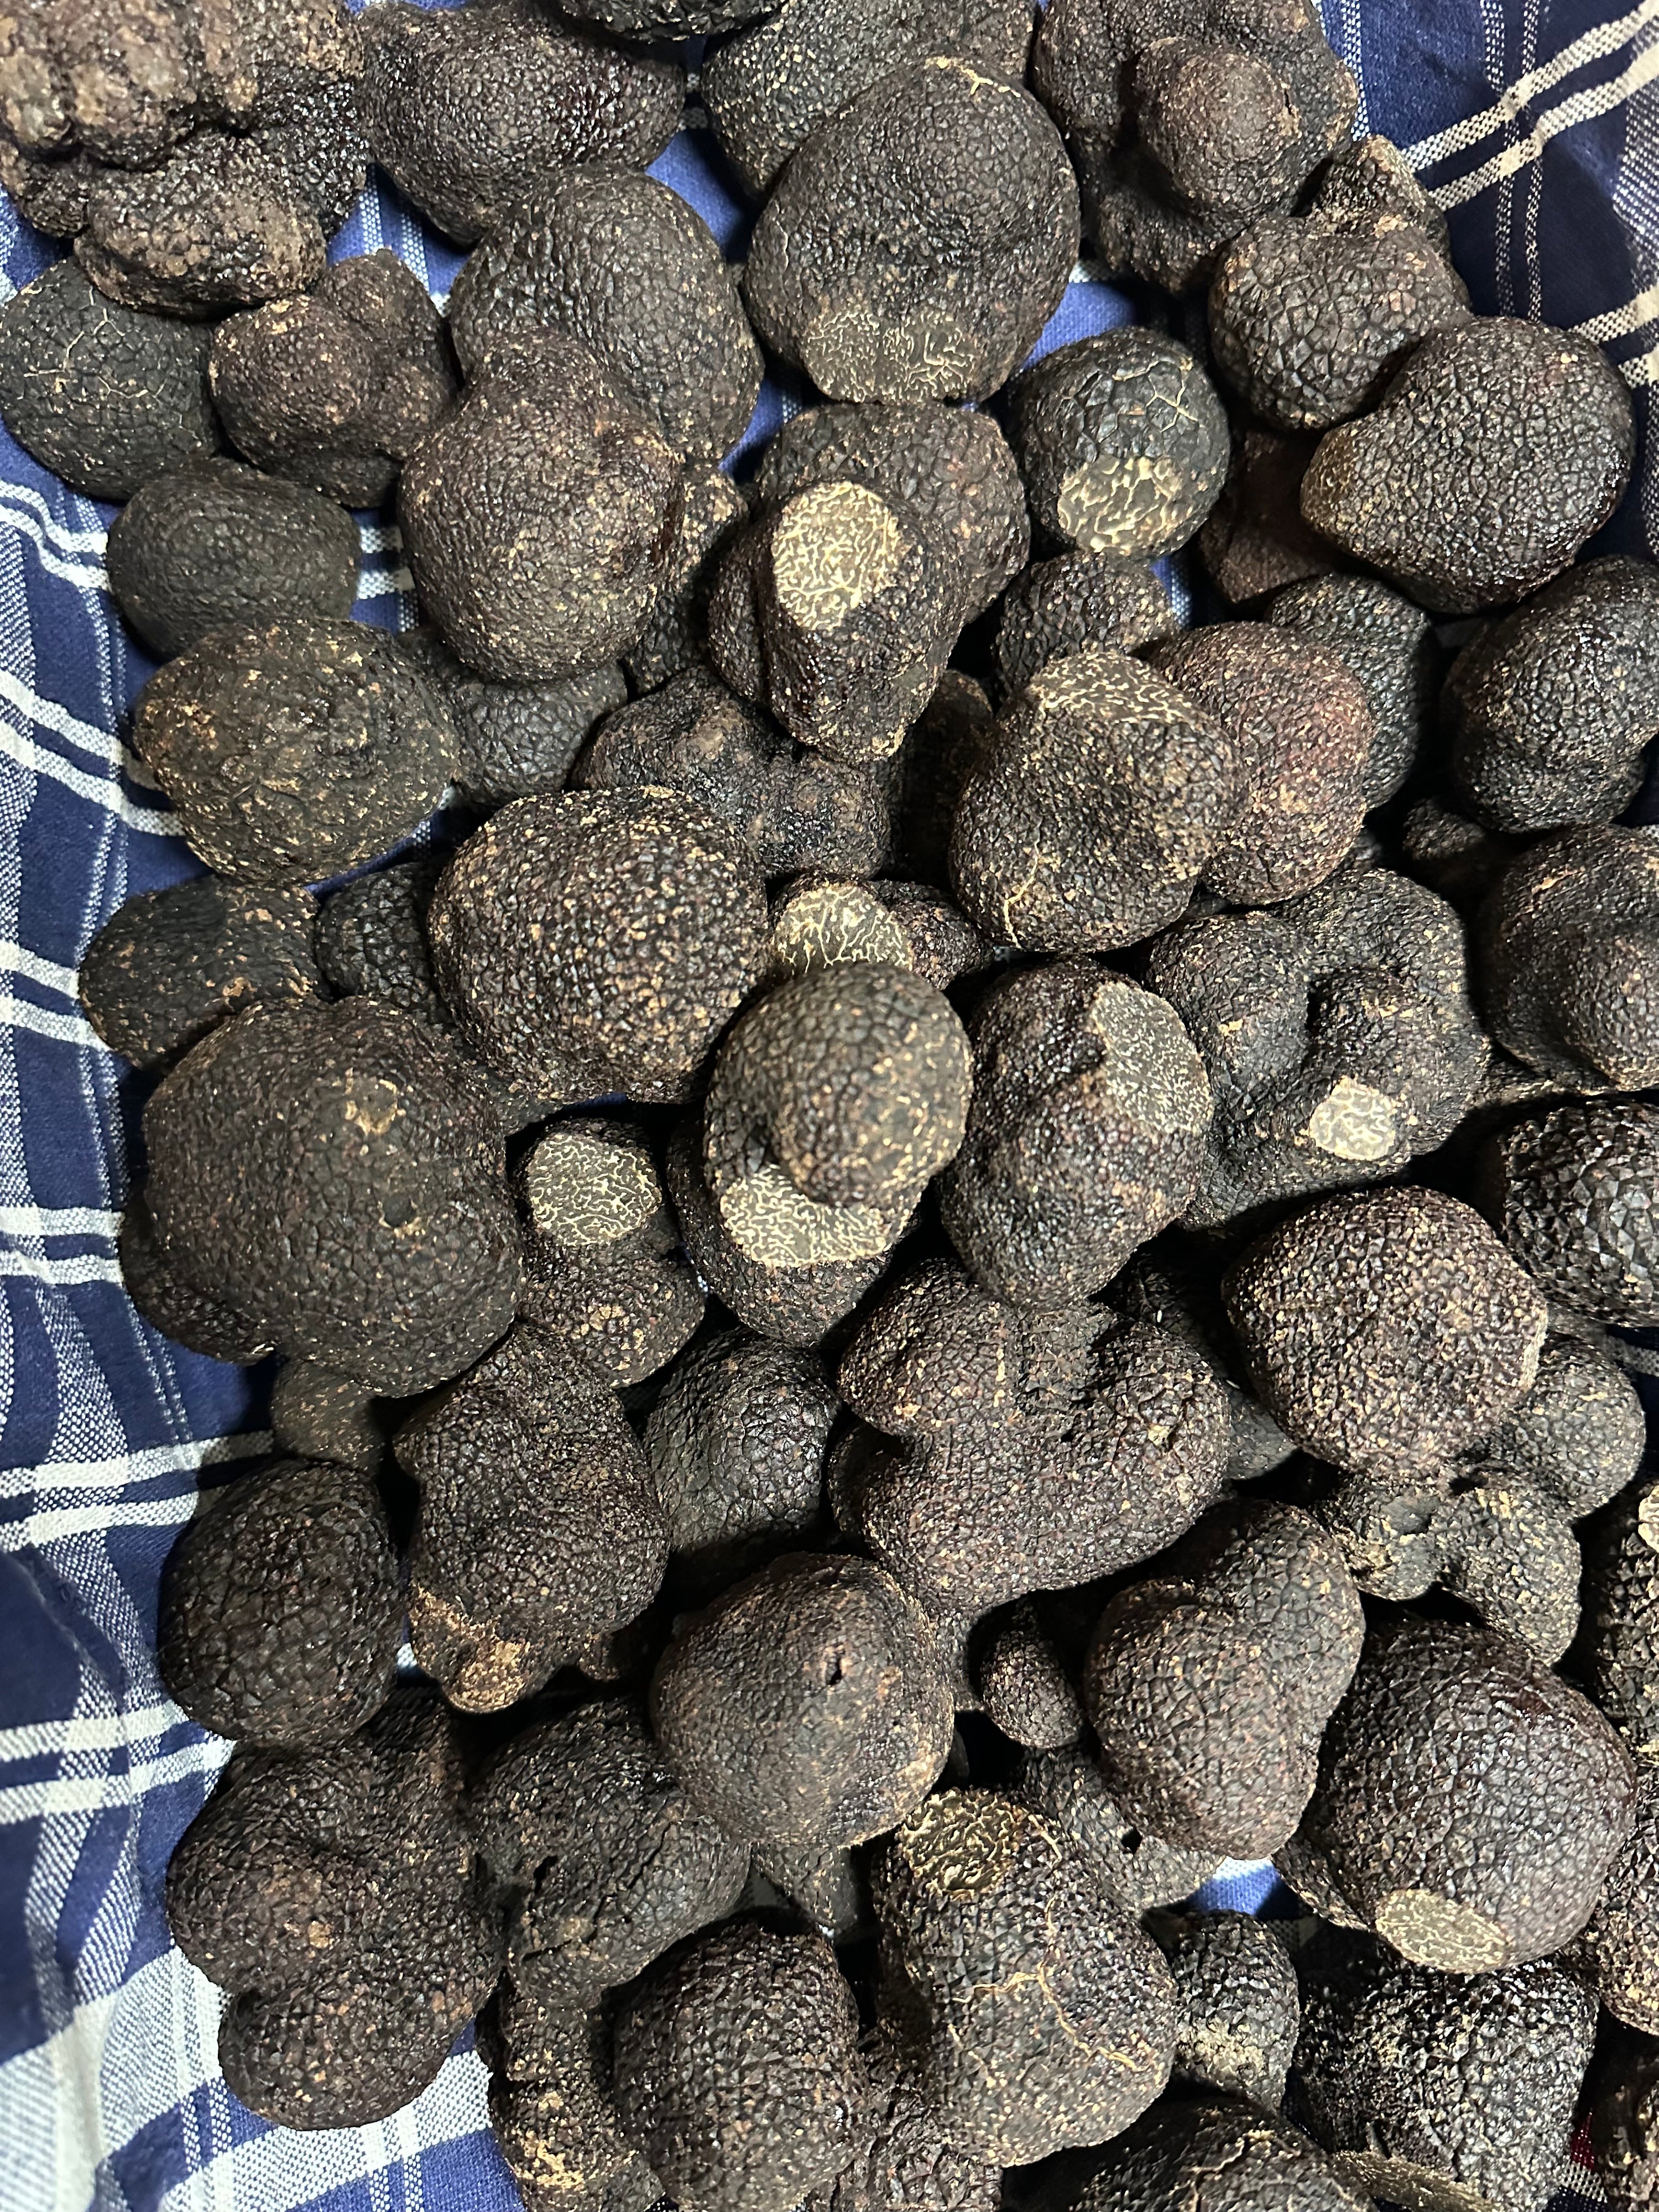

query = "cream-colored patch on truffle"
(1306, 1076), (1400, 1162)
(771, 483), (904, 633)
(718, 1158), (895, 1267)
(800, 299), (980, 405)
(1638, 1490), (1659, 1554)
(1087, 976), (1212, 1134)
(524, 1128), (659, 1248)
(1374, 1887), (1511, 1973)
(409, 1587), (542, 1713)
(898, 1788), (1024, 1897)
(1057, 455), (1188, 555)
(771, 883), (911, 978)
(343, 1072), (400, 1136)
(1027, 643), (1152, 718)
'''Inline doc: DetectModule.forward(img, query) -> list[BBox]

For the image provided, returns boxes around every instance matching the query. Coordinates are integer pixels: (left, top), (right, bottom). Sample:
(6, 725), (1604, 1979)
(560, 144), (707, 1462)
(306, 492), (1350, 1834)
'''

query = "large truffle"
(400, 332), (683, 683)
(871, 1788), (1176, 2163)
(1225, 1186), (1548, 1480)
(940, 962), (1212, 1306)
(157, 1456), (401, 1750)
(399, 625), (626, 812)
(743, 59), (1078, 405)
(141, 995), (521, 1392)
(0, 259), (218, 498)
(1301, 317), (1636, 613)
(362, 2), (682, 244)
(1082, 1498), (1363, 1860)
(1575, 1472), (1659, 1763)
(429, 788), (767, 1104)
(448, 169), (760, 465)
(1143, 867), (1486, 1228)
(396, 1326), (668, 1710)
(1285, 1613), (1637, 1971)
(1032, 0), (1357, 289)
(133, 616), (453, 884)
(1265, 572), (1438, 805)
(1076, 2097), (1370, 2212)
(949, 646), (1240, 952)
(211, 250), (458, 508)
(834, 1258), (1232, 1623)
(166, 1691), (500, 2128)
(990, 552), (1178, 705)
(1005, 330), (1229, 561)
(80, 874), (320, 1068)
(1479, 1096), (1659, 1325)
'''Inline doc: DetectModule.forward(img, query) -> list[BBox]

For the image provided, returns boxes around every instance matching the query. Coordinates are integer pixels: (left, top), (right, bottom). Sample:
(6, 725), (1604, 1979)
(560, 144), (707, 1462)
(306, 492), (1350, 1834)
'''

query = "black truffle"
(624, 463), (752, 693)
(211, 249), (458, 509)
(1150, 1909), (1301, 2111)
(399, 625), (627, 812)
(972, 1601), (1083, 1751)
(269, 1359), (389, 1472)
(1593, 2034), (1659, 2212)
(1197, 424), (1332, 604)
(142, 995), (521, 1391)
(1301, 317), (1636, 614)
(1579, 1768), (1659, 2036)
(940, 961), (1212, 1306)
(487, 1989), (659, 2212)
(312, 854), (447, 1024)
(133, 616), (453, 884)
(1011, 1744), (1222, 1913)
(448, 168), (761, 465)
(1575, 1472), (1659, 1762)
(990, 552), (1178, 706)
(0, 259), (218, 499)
(1479, 1095), (1659, 1324)
(557, 0), (772, 41)
(743, 59), (1078, 404)
(362, 1), (683, 244)
(801, 2038), (1000, 2212)
(1265, 572), (1438, 805)
(399, 332), (683, 683)
(1076, 2097), (1369, 2212)
(157, 1456), (401, 1750)
(765, 877), (992, 994)
(80, 874), (320, 1068)
(119, 1185), (276, 1364)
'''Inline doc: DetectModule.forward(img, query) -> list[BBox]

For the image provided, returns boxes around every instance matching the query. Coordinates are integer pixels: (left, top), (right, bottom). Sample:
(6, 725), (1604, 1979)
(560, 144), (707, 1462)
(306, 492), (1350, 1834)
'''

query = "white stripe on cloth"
(0, 1738), (228, 1825)
(0, 1430), (272, 1504)
(0, 1204), (117, 1239)
(0, 947), (80, 1000)
(1578, 276), (1659, 337)
(1431, 34), (1659, 208)
(0, 1700), (191, 1764)
(0, 722), (175, 835)
(1402, 0), (1659, 164)
(0, 1494), (210, 1551)
(0, 995), (98, 1047)
(0, 1249), (124, 1287)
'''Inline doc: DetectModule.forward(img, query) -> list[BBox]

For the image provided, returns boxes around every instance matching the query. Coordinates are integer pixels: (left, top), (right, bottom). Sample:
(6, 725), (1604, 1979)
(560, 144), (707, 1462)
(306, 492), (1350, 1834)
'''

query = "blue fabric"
(0, 0), (1647, 2203)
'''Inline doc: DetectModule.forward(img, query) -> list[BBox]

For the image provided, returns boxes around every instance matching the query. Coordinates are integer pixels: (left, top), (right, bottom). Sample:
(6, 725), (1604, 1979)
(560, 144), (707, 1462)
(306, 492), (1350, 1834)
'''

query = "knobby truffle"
(1480, 1095), (1659, 1324)
(990, 552), (1177, 705)
(1150, 1909), (1301, 2111)
(399, 625), (627, 812)
(766, 877), (990, 993)
(1575, 1472), (1659, 1761)
(1266, 571), (1438, 805)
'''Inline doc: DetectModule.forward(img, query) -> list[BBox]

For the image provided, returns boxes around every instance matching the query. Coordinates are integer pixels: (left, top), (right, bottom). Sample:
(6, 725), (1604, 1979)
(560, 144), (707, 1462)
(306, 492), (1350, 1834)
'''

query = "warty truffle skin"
(765, 877), (992, 995)
(79, 875), (320, 1070)
(1474, 826), (1659, 1092)
(612, 1918), (864, 2212)
(1286, 1613), (1638, 1973)
(1225, 1186), (1549, 1481)
(1579, 1769), (1659, 2035)
(871, 1788), (1176, 2164)
(802, 2037), (1001, 2212)
(269, 1359), (388, 1473)
(1146, 624), (1373, 906)
(742, 58), (1079, 406)
(447, 168), (761, 466)
(1197, 424), (1333, 604)
(1005, 330), (1230, 561)
(427, 787), (768, 1106)
(625, 463), (752, 694)
(1301, 317), (1636, 614)
(165, 1689), (502, 2130)
(210, 249), (458, 509)
(156, 1456), (403, 1751)
(990, 552), (1178, 705)
(1032, 0), (1358, 291)
(1150, 1909), (1301, 2111)
(651, 1552), (955, 1882)
(949, 645), (1241, 953)
(1265, 571), (1439, 806)
(1011, 1744), (1221, 1913)
(0, 259), (220, 499)
(361, 2), (684, 245)
(1446, 556), (1659, 833)
(1480, 1096), (1659, 1325)
(940, 962), (1212, 1308)
(106, 459), (360, 658)
(1294, 1939), (1600, 2212)
(484, 1983), (659, 2212)
(1076, 2097), (1371, 2212)
(133, 616), (454, 886)
(396, 1325), (669, 1712)
(398, 625), (627, 812)
(399, 332), (684, 685)
(573, 667), (895, 879)
(556, 0), (773, 44)
(1574, 1472), (1659, 1764)
(142, 995), (522, 1394)
(972, 1601), (1084, 1751)
(119, 1185), (276, 1364)
(472, 1696), (752, 2008)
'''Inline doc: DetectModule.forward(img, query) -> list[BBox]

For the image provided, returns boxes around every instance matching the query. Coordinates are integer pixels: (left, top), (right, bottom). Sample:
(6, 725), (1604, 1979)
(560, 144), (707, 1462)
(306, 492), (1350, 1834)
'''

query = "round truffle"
(1265, 571), (1438, 805)
(1077, 2096), (1369, 2212)
(398, 625), (626, 812)
(990, 552), (1178, 705)
(972, 1602), (1083, 1751)
(1480, 1097), (1659, 1325)
(1151, 1910), (1301, 2112)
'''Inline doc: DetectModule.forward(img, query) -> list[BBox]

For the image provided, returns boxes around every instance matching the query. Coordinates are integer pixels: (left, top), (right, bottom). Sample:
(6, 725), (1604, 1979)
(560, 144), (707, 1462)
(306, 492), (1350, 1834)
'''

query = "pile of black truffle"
(8, 0), (1659, 2203)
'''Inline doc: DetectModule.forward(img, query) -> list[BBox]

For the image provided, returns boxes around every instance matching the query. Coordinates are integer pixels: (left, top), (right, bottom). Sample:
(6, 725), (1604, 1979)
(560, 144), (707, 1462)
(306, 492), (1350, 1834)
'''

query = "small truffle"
(972, 1601), (1083, 1751)
(1575, 1473), (1659, 1763)
(312, 855), (447, 1025)
(362, 2), (683, 244)
(1146, 624), (1373, 906)
(399, 625), (627, 812)
(949, 646), (1240, 953)
(990, 552), (1178, 706)
(1011, 1743), (1222, 1913)
(574, 667), (895, 878)
(1480, 1326), (1646, 1514)
(211, 249), (457, 509)
(940, 962), (1212, 1307)
(79, 874), (320, 1068)
(518, 1116), (704, 1385)
(487, 1989), (658, 2212)
(612, 1919), (863, 2212)
(142, 995), (521, 1392)
(1225, 1186), (1549, 1481)
(1265, 572), (1439, 805)
(1301, 317), (1636, 614)
(766, 878), (992, 993)
(1077, 2097), (1369, 2212)
(1479, 1096), (1659, 1325)
(1005, 330), (1229, 560)
(1197, 425), (1332, 604)
(400, 332), (683, 683)
(448, 169), (761, 465)
(624, 463), (753, 693)
(157, 1457), (402, 1750)
(1579, 1769), (1659, 2034)
(871, 1788), (1176, 2163)
(106, 460), (359, 656)
(1286, 1613), (1637, 1971)
(166, 1691), (500, 2128)
(1150, 1910), (1301, 2111)
(557, 0), (772, 41)
(133, 617), (453, 885)
(0, 260), (218, 499)
(743, 59), (1078, 405)
(397, 1326), (669, 1710)
(269, 1360), (389, 1473)
(428, 788), (767, 1105)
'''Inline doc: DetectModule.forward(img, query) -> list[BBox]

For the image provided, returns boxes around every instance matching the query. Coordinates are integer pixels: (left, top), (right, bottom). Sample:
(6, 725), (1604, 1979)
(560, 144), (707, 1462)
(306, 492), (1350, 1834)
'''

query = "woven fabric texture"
(0, 0), (1652, 2205)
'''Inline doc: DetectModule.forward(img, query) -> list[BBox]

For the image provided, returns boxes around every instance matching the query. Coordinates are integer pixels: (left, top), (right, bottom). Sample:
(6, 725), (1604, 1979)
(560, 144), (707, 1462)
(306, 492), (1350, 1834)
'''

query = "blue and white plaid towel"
(0, 1), (1649, 2204)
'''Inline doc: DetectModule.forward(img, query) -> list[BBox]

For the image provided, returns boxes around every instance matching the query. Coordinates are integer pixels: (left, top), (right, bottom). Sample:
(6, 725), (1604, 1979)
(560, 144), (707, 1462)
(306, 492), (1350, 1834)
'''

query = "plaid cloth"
(0, 0), (1649, 2204)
